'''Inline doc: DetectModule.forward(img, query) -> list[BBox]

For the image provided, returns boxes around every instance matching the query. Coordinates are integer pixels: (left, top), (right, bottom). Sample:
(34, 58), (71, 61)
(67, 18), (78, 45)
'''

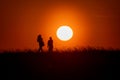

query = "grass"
(0, 47), (120, 80)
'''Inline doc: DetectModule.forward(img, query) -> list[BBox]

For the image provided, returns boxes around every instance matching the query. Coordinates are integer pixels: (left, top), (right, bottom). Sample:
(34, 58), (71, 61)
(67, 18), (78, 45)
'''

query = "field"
(0, 48), (120, 80)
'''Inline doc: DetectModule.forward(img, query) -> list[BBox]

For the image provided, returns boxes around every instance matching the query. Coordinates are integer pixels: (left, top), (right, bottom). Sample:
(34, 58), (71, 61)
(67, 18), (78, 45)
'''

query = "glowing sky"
(0, 0), (120, 51)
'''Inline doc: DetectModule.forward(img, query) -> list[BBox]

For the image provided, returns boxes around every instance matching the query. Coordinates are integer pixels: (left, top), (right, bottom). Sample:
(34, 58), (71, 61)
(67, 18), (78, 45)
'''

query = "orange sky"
(0, 0), (120, 51)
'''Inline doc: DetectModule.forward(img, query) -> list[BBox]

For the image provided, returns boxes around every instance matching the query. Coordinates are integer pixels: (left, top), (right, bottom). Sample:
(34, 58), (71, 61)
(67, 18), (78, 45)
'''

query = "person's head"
(38, 34), (41, 37)
(49, 37), (52, 40)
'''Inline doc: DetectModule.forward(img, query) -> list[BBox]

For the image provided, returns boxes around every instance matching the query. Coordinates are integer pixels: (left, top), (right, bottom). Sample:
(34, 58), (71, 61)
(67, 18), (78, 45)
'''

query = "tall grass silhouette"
(0, 47), (120, 80)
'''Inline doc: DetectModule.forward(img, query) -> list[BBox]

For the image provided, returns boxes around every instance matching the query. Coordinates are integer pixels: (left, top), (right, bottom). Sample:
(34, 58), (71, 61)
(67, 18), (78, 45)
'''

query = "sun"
(56, 25), (73, 41)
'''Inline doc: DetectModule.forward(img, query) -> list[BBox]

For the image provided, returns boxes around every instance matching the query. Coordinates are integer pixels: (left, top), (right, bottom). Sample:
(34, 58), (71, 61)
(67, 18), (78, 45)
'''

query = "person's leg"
(38, 46), (40, 52)
(49, 47), (53, 52)
(48, 47), (50, 52)
(38, 44), (41, 52)
(38, 48), (40, 52)
(41, 47), (43, 52)
(51, 47), (53, 52)
(50, 46), (53, 52)
(40, 46), (44, 52)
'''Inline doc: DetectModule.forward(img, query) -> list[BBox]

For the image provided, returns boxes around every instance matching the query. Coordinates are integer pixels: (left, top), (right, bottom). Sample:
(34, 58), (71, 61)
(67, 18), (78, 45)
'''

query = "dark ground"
(0, 48), (120, 80)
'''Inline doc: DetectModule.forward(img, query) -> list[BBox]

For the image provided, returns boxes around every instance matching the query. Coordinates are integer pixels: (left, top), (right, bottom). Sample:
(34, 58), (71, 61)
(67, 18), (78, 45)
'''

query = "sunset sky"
(0, 0), (120, 51)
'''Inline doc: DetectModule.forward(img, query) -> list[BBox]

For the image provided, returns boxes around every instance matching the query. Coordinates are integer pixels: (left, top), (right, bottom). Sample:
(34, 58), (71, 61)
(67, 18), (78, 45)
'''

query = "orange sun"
(56, 26), (73, 41)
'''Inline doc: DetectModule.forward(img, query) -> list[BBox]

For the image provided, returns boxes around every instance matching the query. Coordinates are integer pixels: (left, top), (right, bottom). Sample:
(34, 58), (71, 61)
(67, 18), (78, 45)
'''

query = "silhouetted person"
(37, 34), (44, 52)
(47, 37), (53, 52)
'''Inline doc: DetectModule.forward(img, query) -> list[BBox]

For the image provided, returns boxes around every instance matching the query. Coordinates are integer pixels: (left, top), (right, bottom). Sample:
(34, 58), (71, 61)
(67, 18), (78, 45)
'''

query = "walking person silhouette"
(37, 34), (44, 52)
(47, 37), (53, 52)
